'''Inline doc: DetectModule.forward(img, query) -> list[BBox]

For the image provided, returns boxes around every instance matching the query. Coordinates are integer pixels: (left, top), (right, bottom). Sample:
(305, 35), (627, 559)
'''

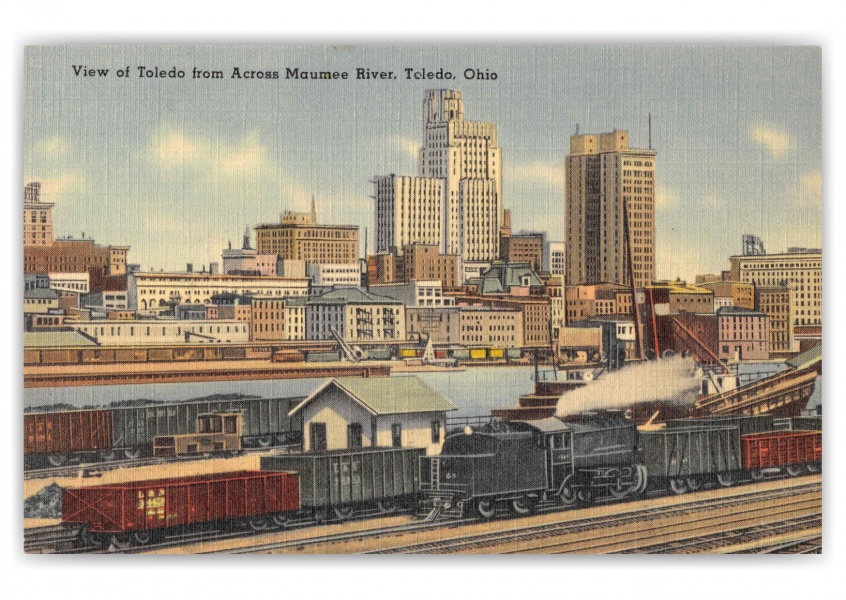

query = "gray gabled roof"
(786, 343), (822, 370)
(289, 376), (457, 417)
(308, 287), (403, 305)
(24, 288), (59, 300)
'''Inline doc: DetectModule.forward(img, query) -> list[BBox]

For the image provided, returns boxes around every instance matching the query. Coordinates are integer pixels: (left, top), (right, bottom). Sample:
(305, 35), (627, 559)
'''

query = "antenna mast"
(648, 113), (652, 150)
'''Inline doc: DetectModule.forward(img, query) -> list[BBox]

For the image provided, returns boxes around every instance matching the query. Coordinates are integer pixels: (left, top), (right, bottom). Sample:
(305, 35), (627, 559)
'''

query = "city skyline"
(24, 45), (822, 281)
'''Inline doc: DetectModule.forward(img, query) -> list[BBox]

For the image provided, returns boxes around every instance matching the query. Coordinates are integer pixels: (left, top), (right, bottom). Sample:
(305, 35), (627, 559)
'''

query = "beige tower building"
(374, 90), (502, 263)
(373, 175), (445, 253)
(23, 182), (54, 247)
(565, 131), (656, 289)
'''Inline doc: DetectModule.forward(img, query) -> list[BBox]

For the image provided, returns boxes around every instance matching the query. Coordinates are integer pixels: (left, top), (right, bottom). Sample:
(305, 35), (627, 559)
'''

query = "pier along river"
(23, 366), (538, 419)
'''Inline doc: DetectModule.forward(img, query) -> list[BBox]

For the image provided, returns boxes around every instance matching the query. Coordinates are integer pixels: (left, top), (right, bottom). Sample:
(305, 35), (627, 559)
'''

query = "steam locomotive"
(421, 412), (821, 518)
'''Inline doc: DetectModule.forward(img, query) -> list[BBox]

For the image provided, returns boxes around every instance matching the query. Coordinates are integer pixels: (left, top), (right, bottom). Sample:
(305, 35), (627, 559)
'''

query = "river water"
(23, 366), (539, 419)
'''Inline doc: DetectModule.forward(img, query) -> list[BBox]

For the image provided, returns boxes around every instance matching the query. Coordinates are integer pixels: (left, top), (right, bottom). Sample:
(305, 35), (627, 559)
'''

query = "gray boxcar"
(111, 396), (303, 456)
(261, 446), (424, 517)
(640, 427), (742, 488)
(305, 351), (341, 362)
(790, 416), (822, 431)
(665, 414), (774, 436)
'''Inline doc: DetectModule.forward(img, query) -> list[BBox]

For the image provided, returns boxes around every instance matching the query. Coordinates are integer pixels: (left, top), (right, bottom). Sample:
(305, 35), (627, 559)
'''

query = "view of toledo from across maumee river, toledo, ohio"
(23, 45), (822, 555)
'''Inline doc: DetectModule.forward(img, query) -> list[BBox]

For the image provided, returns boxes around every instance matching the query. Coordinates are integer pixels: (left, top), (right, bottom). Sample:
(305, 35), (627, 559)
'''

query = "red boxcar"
(62, 470), (300, 534)
(24, 409), (113, 455)
(741, 431), (822, 470)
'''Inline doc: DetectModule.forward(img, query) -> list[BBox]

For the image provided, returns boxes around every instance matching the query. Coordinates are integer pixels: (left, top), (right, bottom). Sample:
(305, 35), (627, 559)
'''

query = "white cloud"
(152, 128), (206, 168)
(28, 173), (85, 200)
(391, 136), (420, 160)
(702, 193), (722, 208)
(655, 183), (677, 209)
(798, 170), (822, 206)
(751, 126), (792, 158)
(510, 161), (562, 187)
(36, 136), (71, 159)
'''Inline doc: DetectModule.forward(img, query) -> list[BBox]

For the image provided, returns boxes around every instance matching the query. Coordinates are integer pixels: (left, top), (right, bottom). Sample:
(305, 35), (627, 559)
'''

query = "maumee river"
(23, 366), (539, 419)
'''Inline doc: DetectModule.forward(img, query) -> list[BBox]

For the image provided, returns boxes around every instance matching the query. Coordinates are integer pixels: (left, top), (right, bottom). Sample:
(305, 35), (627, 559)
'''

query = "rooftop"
(290, 376), (457, 417)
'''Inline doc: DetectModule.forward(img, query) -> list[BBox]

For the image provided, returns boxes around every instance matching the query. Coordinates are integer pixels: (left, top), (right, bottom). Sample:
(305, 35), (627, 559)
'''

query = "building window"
(431, 420), (441, 444)
(347, 423), (363, 449)
(391, 423), (402, 448)
(310, 422), (327, 452)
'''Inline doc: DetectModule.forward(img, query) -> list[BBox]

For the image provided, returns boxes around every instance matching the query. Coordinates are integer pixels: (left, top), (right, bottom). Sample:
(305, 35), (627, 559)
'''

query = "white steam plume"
(555, 356), (701, 416)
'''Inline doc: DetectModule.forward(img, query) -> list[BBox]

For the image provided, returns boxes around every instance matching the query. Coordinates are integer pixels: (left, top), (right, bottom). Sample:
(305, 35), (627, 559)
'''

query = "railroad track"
(367, 481), (822, 554)
(196, 516), (477, 555)
(24, 524), (91, 554)
(740, 535), (823, 554)
(24, 445), (298, 480)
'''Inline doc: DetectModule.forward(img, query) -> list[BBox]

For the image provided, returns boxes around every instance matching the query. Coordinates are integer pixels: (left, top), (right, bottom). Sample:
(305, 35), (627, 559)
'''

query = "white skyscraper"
(374, 90), (503, 262)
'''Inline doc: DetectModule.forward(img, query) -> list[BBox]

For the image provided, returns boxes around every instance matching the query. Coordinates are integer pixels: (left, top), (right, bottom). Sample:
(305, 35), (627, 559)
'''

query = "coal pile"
(24, 483), (63, 519)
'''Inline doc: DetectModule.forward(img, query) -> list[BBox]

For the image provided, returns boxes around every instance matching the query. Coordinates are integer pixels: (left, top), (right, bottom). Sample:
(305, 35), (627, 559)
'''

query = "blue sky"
(24, 45), (821, 280)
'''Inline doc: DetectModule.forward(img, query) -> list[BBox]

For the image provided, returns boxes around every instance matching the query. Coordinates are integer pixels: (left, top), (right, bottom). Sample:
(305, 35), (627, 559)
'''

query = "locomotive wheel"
(85, 530), (107, 548)
(576, 488), (593, 507)
(133, 530), (154, 545)
(248, 516), (270, 531)
(312, 507), (329, 524)
(559, 485), (578, 506)
(685, 476), (703, 492)
(333, 505), (354, 521)
(110, 533), (132, 550)
(47, 453), (68, 467)
(717, 472), (735, 488)
(510, 496), (533, 516)
(558, 474), (579, 507)
(669, 478), (688, 495)
(785, 465), (805, 477)
(271, 513), (289, 527)
(475, 498), (497, 519)
(257, 436), (273, 448)
(98, 449), (119, 462)
(124, 447), (142, 460)
(807, 462), (821, 474)
(608, 478), (629, 499)
(377, 499), (397, 514)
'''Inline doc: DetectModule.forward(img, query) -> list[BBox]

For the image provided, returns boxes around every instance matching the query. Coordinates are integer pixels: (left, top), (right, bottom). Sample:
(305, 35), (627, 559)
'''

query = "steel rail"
(368, 482), (821, 554)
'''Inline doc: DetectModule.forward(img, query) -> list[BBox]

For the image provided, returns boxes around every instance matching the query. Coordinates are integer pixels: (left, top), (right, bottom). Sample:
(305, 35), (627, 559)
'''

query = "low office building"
(367, 244), (460, 289)
(405, 305), (523, 348)
(24, 288), (59, 314)
(698, 281), (755, 310)
(755, 285), (795, 353)
(370, 280), (455, 308)
(306, 263), (360, 288)
(729, 248), (821, 327)
(646, 280), (715, 315)
(250, 296), (307, 342)
(72, 318), (251, 345)
(306, 288), (406, 343)
(716, 306), (769, 361)
(129, 271), (308, 311)
(290, 376), (457, 455)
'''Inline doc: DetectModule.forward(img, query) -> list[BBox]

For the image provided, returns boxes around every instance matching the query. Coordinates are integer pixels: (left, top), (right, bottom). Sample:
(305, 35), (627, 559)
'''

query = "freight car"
(261, 446), (424, 521)
(422, 411), (644, 518)
(62, 470), (299, 548)
(62, 446), (424, 548)
(24, 395), (304, 467)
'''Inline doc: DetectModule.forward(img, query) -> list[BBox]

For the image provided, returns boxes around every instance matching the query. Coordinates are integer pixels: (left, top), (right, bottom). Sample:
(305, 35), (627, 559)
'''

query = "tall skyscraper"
(564, 130), (656, 289)
(374, 90), (502, 263)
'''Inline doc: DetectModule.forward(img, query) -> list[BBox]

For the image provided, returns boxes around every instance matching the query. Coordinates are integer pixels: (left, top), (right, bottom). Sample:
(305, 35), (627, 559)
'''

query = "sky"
(23, 45), (822, 281)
